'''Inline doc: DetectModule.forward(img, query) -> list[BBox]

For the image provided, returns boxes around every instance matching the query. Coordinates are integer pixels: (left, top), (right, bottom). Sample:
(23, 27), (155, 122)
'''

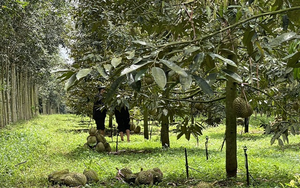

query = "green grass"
(0, 114), (299, 187)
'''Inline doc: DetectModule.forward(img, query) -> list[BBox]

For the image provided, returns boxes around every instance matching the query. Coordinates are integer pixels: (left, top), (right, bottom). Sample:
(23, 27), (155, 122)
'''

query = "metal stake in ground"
(244, 146), (250, 186)
(205, 136), (209, 160)
(185, 148), (189, 179)
(116, 133), (119, 152)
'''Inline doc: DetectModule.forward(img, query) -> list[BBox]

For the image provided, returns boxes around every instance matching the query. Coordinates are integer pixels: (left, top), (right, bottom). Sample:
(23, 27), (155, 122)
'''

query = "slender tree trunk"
(0, 62), (4, 127)
(11, 63), (17, 122)
(225, 57), (238, 178)
(161, 85), (170, 148)
(143, 106), (149, 139)
(5, 63), (12, 124)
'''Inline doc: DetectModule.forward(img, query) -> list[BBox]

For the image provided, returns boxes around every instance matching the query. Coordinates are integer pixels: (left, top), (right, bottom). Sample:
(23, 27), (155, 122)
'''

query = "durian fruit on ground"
(48, 169), (70, 185)
(135, 169), (154, 185)
(89, 127), (97, 136)
(116, 167), (137, 184)
(95, 142), (105, 152)
(84, 127), (111, 153)
(130, 122), (136, 131)
(134, 125), (141, 133)
(233, 97), (253, 118)
(63, 172), (87, 187)
(48, 169), (87, 186)
(83, 169), (99, 184)
(87, 135), (97, 147)
(95, 131), (107, 144)
(116, 167), (163, 186)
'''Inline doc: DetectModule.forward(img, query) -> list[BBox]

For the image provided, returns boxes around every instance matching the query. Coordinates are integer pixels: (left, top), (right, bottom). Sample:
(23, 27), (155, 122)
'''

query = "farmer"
(115, 105), (131, 142)
(93, 86), (107, 135)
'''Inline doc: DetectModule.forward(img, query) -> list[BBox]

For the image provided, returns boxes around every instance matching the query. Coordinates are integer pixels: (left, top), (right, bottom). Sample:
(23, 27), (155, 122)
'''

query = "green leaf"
(111, 57), (122, 68)
(126, 50), (135, 59)
(193, 75), (214, 96)
(96, 65), (109, 80)
(132, 40), (155, 48)
(269, 32), (297, 47)
(160, 59), (188, 77)
(210, 53), (237, 67)
(278, 138), (284, 146)
(177, 132), (184, 140)
(105, 75), (126, 102)
(286, 51), (300, 68)
(184, 46), (200, 54)
(180, 75), (192, 91)
(222, 69), (243, 83)
(76, 68), (92, 80)
(194, 52), (205, 64)
(151, 67), (167, 89)
(121, 60), (150, 76)
(64, 73), (76, 91)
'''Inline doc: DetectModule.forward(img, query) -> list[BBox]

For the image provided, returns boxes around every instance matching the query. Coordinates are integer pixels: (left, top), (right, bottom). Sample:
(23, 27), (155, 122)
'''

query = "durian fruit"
(104, 142), (112, 152)
(83, 143), (91, 149)
(83, 169), (99, 183)
(63, 172), (87, 187)
(152, 168), (163, 184)
(95, 142), (105, 152)
(144, 76), (154, 85)
(130, 122), (136, 131)
(233, 97), (253, 118)
(89, 127), (97, 136)
(87, 136), (97, 147)
(48, 169), (69, 185)
(116, 168), (136, 184)
(134, 126), (141, 134)
(194, 103), (203, 111)
(95, 132), (107, 144)
(135, 169), (154, 186)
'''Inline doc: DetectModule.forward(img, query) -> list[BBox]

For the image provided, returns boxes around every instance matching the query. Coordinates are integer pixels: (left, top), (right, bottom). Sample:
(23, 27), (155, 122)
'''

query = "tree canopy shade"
(60, 0), (300, 178)
(0, 0), (68, 126)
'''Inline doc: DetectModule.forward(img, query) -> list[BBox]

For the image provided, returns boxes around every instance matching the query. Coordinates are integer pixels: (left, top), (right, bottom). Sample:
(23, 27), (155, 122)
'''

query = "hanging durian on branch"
(233, 97), (253, 118)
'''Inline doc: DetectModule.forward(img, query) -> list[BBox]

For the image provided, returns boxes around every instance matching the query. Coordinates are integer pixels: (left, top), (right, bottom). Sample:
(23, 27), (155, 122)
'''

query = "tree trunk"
(11, 63), (17, 123)
(143, 106), (149, 139)
(0, 63), (4, 127)
(5, 62), (12, 124)
(244, 117), (249, 133)
(225, 58), (238, 178)
(161, 111), (170, 147)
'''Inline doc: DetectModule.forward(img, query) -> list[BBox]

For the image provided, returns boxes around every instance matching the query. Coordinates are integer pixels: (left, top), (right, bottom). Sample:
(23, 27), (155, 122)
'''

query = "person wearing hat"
(93, 87), (107, 135)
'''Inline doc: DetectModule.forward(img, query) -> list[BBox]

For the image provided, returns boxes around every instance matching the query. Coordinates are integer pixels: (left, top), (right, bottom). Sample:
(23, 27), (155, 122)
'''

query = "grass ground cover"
(0, 114), (300, 187)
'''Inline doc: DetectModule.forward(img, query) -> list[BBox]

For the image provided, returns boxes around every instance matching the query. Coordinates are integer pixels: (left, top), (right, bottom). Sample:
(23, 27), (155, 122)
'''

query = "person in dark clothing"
(93, 87), (107, 135)
(115, 106), (130, 142)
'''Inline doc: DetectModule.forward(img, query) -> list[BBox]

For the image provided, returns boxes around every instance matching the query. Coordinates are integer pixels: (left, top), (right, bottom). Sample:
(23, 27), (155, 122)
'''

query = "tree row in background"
(0, 0), (67, 127)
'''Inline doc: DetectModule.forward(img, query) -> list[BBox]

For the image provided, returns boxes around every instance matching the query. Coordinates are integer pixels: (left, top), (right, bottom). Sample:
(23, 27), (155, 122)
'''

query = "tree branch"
(159, 6), (300, 48)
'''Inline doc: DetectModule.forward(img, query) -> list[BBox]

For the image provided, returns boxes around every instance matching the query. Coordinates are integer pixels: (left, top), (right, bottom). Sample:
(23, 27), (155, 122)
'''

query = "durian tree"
(61, 0), (300, 178)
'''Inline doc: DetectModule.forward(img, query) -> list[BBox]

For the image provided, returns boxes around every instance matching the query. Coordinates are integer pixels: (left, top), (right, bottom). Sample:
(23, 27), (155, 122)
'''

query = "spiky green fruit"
(87, 136), (97, 147)
(48, 169), (69, 184)
(95, 142), (105, 152)
(89, 127), (97, 136)
(104, 142), (111, 152)
(134, 126), (141, 134)
(83, 169), (99, 183)
(135, 170), (153, 185)
(63, 172), (87, 187)
(233, 97), (253, 118)
(95, 132), (107, 144)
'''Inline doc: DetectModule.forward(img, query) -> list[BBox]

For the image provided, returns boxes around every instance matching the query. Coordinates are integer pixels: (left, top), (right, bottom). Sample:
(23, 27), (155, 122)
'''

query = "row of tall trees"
(0, 0), (67, 127)
(60, 0), (300, 178)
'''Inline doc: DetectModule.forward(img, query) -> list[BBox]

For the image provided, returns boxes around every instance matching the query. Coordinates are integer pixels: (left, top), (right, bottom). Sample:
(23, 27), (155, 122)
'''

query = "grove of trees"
(59, 0), (300, 178)
(1, 0), (300, 180)
(0, 0), (67, 127)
